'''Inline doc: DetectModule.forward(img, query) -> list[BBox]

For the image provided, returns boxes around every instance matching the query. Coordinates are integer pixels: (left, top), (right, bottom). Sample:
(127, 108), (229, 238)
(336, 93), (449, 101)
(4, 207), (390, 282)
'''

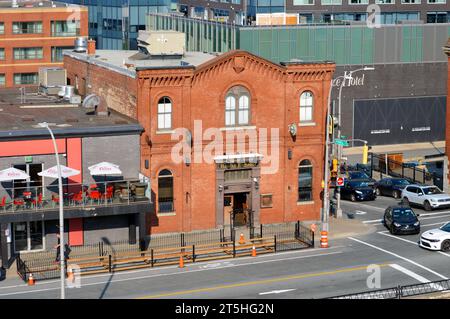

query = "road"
(0, 195), (449, 299)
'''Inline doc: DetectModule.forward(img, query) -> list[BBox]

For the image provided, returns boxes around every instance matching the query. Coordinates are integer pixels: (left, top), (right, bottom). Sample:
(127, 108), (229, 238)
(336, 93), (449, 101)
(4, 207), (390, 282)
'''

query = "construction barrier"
(320, 231), (328, 248)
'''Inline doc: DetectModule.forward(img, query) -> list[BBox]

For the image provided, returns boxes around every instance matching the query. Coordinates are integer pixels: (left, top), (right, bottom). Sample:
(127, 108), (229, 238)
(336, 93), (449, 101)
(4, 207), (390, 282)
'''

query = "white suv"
(401, 185), (450, 211)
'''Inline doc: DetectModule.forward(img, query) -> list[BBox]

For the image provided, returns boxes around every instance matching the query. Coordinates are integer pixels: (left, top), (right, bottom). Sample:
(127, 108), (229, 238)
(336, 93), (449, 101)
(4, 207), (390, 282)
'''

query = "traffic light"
(332, 158), (338, 172)
(362, 144), (369, 164)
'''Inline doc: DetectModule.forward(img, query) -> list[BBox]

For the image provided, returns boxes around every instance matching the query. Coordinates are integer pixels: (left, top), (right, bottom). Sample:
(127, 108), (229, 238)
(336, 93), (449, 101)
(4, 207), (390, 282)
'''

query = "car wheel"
(376, 188), (381, 196)
(402, 197), (409, 206)
(441, 240), (450, 252)
(424, 201), (432, 211)
(392, 191), (400, 199)
(350, 194), (356, 202)
(390, 225), (396, 235)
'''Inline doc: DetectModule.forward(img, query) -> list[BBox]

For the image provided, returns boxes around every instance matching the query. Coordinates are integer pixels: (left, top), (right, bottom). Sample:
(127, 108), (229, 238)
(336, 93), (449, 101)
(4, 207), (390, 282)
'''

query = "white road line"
(363, 219), (383, 224)
(348, 237), (448, 280)
(0, 251), (343, 296)
(365, 214), (450, 225)
(259, 289), (296, 295)
(377, 231), (450, 258)
(417, 211), (450, 217)
(343, 202), (385, 211)
(389, 264), (430, 283)
(0, 245), (345, 291)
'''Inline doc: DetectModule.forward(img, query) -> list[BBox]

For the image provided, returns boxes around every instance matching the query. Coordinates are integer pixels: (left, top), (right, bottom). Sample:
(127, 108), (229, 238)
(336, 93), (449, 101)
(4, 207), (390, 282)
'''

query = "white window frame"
(321, 0), (343, 5)
(157, 97), (172, 130)
(376, 0), (395, 4)
(293, 0), (315, 5)
(225, 86), (251, 127)
(225, 95), (236, 126)
(300, 91), (314, 123)
(238, 95), (250, 125)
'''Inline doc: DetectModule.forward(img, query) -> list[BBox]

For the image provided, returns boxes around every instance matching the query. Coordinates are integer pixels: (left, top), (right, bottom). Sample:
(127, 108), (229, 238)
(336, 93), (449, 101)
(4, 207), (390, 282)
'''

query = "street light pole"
(335, 67), (374, 218)
(39, 122), (65, 299)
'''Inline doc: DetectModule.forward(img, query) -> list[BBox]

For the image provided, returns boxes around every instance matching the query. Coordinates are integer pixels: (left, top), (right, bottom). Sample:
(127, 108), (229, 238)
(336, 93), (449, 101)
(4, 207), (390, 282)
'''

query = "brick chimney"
(87, 39), (96, 55)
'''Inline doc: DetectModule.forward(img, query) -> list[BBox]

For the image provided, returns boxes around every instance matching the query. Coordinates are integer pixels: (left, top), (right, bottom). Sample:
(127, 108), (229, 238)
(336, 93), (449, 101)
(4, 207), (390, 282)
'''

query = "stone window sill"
(297, 201), (314, 206)
(298, 122), (316, 127)
(157, 212), (176, 216)
(219, 126), (256, 131)
(156, 130), (175, 135)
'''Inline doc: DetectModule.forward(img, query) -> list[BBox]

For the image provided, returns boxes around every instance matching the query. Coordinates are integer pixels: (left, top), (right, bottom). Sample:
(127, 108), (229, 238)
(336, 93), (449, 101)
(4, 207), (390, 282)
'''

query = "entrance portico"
(215, 154), (262, 229)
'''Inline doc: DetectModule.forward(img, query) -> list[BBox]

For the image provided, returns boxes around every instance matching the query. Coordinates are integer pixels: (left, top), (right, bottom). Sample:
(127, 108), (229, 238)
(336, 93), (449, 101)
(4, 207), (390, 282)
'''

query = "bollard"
(179, 255), (184, 268)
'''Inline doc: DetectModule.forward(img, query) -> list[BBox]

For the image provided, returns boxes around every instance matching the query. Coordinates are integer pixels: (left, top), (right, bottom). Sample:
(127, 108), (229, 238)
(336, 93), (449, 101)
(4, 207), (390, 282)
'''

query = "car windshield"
(349, 172), (369, 179)
(349, 181), (371, 188)
(392, 208), (416, 222)
(440, 223), (450, 233)
(392, 179), (410, 186)
(422, 187), (442, 195)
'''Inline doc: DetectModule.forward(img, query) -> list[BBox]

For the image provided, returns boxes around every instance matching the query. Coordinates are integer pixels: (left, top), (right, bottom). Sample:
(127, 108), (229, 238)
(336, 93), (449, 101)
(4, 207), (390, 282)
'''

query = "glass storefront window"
(14, 221), (44, 252)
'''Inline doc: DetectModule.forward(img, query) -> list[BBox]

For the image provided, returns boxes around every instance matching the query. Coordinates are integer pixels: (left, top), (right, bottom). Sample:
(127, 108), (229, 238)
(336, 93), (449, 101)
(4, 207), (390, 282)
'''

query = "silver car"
(401, 185), (450, 211)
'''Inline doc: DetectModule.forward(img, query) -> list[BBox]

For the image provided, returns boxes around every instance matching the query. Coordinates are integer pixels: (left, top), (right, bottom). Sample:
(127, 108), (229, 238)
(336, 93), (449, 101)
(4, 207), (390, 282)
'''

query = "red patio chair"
(51, 194), (60, 207)
(30, 193), (43, 209)
(103, 186), (114, 203)
(71, 191), (84, 206)
(88, 190), (101, 205)
(13, 197), (25, 209)
(0, 196), (7, 211)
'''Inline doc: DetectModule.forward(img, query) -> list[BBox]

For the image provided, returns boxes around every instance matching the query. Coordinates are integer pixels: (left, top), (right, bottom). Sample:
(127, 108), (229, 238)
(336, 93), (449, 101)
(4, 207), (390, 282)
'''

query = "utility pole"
(335, 66), (374, 218)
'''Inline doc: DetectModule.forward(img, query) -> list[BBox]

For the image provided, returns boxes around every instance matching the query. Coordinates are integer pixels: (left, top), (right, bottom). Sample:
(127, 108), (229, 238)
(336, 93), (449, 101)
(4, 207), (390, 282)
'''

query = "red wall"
(0, 139), (66, 157)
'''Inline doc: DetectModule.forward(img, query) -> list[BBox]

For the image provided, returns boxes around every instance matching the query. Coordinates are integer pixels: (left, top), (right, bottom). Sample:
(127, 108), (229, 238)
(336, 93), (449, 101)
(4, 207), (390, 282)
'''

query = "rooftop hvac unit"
(137, 31), (185, 57)
(39, 67), (67, 95)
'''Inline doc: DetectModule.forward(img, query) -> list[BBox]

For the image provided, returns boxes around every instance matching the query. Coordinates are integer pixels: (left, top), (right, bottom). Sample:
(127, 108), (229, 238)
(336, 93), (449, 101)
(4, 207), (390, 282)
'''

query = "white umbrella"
(88, 162), (122, 175)
(38, 165), (80, 179)
(0, 167), (29, 182)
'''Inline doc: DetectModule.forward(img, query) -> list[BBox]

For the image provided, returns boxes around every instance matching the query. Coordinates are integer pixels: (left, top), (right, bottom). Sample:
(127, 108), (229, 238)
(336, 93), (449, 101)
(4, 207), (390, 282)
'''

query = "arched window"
(157, 97), (172, 130)
(298, 159), (313, 202)
(158, 169), (174, 212)
(300, 91), (313, 122)
(225, 86), (250, 126)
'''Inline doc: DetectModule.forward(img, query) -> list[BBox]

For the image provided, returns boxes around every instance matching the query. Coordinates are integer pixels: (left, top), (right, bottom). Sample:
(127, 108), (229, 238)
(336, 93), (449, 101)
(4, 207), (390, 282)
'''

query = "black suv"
(336, 179), (377, 202)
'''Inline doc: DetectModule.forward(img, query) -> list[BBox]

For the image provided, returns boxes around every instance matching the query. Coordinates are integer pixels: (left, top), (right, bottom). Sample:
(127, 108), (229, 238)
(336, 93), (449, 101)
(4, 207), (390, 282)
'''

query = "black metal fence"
(369, 153), (443, 189)
(330, 279), (450, 299)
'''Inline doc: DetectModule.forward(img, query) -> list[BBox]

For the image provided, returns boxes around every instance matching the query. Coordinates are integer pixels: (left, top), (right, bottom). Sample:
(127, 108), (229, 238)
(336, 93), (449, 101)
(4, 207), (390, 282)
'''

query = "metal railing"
(0, 179), (150, 214)
(330, 279), (450, 299)
(369, 153), (443, 189)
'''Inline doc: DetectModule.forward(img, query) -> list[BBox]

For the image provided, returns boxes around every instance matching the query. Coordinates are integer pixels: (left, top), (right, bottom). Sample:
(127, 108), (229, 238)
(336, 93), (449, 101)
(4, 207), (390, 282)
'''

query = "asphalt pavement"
(0, 194), (449, 299)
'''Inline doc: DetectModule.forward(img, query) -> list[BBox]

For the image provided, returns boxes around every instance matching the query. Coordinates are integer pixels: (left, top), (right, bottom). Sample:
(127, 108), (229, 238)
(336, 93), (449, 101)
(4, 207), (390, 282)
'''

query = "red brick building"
(64, 44), (335, 234)
(0, 0), (88, 87)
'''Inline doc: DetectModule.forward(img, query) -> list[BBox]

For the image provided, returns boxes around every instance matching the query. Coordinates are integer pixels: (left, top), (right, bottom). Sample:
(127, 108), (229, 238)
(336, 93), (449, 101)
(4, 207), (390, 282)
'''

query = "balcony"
(0, 179), (152, 222)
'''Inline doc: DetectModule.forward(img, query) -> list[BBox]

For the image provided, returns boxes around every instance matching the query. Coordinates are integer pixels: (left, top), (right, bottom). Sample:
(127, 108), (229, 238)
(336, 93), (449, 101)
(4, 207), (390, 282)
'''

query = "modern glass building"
(63, 0), (177, 49)
(148, 13), (450, 64)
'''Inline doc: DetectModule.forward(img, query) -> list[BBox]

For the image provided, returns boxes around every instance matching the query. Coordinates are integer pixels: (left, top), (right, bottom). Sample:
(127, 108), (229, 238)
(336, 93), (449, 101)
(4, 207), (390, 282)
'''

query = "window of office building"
(349, 0), (369, 4)
(0, 22), (4, 34)
(402, 0), (420, 3)
(157, 97), (172, 130)
(13, 47), (43, 60)
(0, 74), (5, 86)
(51, 46), (73, 62)
(376, 0), (394, 3)
(225, 86), (251, 126)
(427, 12), (449, 23)
(0, 48), (4, 60)
(14, 73), (38, 85)
(293, 0), (314, 4)
(12, 21), (42, 34)
(300, 91), (314, 122)
(51, 20), (80, 36)
(321, 0), (342, 4)
(158, 169), (174, 213)
(428, 0), (446, 3)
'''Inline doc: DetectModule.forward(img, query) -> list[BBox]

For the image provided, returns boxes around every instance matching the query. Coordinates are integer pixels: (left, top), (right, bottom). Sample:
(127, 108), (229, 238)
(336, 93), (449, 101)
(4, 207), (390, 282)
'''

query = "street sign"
(335, 139), (349, 147)
(336, 177), (345, 187)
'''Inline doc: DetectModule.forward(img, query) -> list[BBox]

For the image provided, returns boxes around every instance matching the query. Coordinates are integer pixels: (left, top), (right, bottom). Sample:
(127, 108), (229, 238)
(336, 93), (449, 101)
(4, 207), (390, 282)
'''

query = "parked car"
(337, 179), (377, 202)
(345, 171), (376, 184)
(401, 185), (450, 211)
(375, 178), (411, 199)
(383, 205), (420, 235)
(419, 222), (450, 251)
